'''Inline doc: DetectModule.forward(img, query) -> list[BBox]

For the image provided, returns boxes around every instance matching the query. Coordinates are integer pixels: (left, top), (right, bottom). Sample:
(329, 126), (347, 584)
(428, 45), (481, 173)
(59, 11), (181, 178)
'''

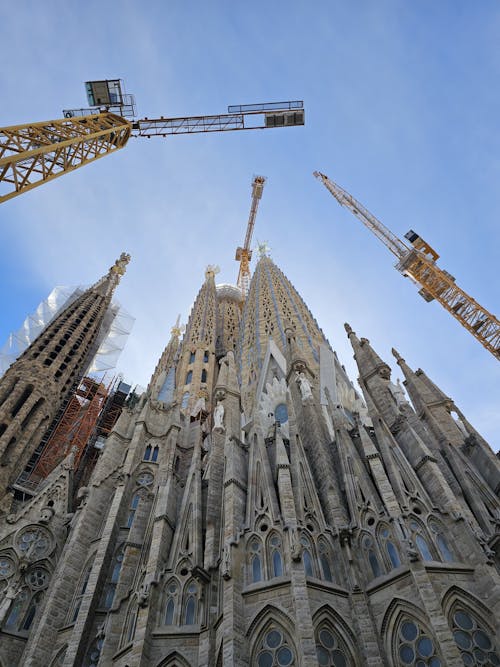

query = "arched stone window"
(69, 555), (94, 622)
(164, 578), (179, 625)
(267, 533), (283, 578)
(123, 601), (138, 645)
(182, 580), (199, 626)
(203, 350), (209, 362)
(254, 626), (296, 666)
(144, 444), (152, 461)
(377, 524), (401, 570)
(21, 591), (42, 631)
(127, 493), (140, 528)
(428, 520), (454, 563)
(395, 616), (441, 666)
(185, 371), (193, 385)
(318, 539), (334, 582)
(408, 519), (435, 562)
(102, 545), (125, 609)
(0, 554), (15, 580)
(449, 607), (500, 665)
(5, 588), (29, 629)
(249, 537), (263, 583)
(201, 369), (207, 383)
(361, 533), (382, 579)
(315, 623), (354, 666)
(301, 533), (316, 577)
(189, 351), (196, 364)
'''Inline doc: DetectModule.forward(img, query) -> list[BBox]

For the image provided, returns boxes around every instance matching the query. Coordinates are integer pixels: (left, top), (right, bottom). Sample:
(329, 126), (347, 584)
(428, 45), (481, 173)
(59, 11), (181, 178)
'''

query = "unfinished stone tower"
(0, 250), (499, 667)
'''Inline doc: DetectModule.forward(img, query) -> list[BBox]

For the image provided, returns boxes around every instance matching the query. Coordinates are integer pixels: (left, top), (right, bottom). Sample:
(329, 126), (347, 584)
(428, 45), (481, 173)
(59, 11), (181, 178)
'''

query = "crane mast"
(314, 171), (500, 360)
(236, 175), (266, 297)
(0, 79), (304, 204)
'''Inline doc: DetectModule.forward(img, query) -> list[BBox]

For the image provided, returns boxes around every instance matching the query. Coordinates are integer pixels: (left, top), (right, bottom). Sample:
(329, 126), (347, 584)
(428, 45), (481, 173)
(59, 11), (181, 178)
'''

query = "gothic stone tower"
(0, 253), (500, 667)
(0, 253), (130, 507)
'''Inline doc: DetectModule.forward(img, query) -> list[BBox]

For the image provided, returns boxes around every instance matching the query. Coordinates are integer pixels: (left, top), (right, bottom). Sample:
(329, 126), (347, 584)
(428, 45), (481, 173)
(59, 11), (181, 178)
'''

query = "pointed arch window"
(429, 520), (455, 563)
(102, 545), (124, 609)
(318, 539), (333, 582)
(409, 520), (434, 562)
(249, 538), (263, 583)
(301, 534), (314, 577)
(123, 601), (138, 645)
(144, 444), (152, 460)
(164, 579), (179, 625)
(378, 525), (401, 570)
(151, 445), (159, 462)
(185, 371), (193, 385)
(361, 534), (382, 578)
(450, 607), (500, 665)
(189, 351), (196, 364)
(203, 350), (209, 362)
(395, 617), (441, 666)
(315, 623), (353, 666)
(5, 588), (29, 629)
(21, 591), (42, 631)
(183, 580), (199, 625)
(268, 533), (283, 578)
(127, 493), (140, 528)
(255, 626), (296, 667)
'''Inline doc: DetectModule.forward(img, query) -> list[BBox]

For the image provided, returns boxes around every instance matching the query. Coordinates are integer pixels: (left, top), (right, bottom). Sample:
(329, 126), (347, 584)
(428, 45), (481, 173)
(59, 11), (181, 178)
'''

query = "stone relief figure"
(213, 400), (225, 432)
(222, 541), (232, 580)
(388, 378), (407, 406)
(296, 371), (313, 401)
(0, 579), (22, 624)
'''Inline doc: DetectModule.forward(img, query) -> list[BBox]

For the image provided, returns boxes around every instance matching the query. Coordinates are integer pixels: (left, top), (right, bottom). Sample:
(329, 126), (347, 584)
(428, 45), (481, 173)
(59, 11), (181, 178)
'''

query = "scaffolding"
(14, 375), (130, 495)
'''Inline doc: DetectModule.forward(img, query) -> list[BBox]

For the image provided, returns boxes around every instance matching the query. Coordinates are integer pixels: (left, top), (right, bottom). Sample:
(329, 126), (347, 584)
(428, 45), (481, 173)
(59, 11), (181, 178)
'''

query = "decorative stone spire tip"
(109, 252), (131, 277)
(391, 348), (404, 363)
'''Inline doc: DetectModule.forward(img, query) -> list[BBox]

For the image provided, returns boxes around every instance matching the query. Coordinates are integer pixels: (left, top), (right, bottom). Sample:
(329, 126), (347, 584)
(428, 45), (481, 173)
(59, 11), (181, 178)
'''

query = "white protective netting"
(0, 285), (134, 377)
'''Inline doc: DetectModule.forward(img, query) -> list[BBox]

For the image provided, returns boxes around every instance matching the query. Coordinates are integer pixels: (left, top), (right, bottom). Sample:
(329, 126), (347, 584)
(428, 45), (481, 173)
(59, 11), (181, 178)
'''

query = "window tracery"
(301, 533), (315, 577)
(361, 533), (382, 579)
(15, 526), (51, 559)
(127, 493), (140, 528)
(102, 545), (124, 609)
(408, 519), (435, 562)
(255, 627), (295, 666)
(450, 608), (500, 665)
(378, 525), (401, 570)
(183, 580), (199, 625)
(315, 624), (352, 666)
(164, 579), (179, 625)
(318, 539), (334, 582)
(395, 617), (441, 666)
(267, 533), (283, 578)
(0, 555), (15, 579)
(249, 538), (263, 583)
(428, 520), (454, 563)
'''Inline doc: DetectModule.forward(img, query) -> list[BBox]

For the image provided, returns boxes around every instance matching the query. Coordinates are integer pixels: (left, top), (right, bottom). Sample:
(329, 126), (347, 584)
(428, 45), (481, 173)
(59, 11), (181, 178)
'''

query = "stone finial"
(257, 241), (271, 258)
(109, 252), (131, 277)
(344, 322), (354, 335)
(171, 314), (185, 338)
(391, 348), (404, 363)
(205, 264), (220, 280)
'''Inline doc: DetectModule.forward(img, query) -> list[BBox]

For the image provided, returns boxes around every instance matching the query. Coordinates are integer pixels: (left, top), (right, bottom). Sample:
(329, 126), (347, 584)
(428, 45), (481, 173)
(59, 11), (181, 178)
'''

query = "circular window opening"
(367, 517), (375, 526)
(180, 567), (189, 576)
(260, 524), (268, 532)
(413, 507), (422, 515)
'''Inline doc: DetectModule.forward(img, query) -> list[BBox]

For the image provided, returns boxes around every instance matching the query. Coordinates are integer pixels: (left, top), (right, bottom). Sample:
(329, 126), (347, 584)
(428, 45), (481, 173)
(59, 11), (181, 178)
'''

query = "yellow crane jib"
(236, 175), (267, 297)
(313, 171), (500, 360)
(1, 79), (304, 203)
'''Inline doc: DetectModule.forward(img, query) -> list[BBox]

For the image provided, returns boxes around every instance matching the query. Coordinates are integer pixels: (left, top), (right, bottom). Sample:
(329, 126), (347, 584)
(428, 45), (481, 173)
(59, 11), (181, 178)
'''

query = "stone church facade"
(0, 252), (499, 666)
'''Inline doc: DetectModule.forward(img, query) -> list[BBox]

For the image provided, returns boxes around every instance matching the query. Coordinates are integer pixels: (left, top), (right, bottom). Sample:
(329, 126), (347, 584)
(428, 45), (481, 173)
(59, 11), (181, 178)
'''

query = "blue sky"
(1, 1), (499, 449)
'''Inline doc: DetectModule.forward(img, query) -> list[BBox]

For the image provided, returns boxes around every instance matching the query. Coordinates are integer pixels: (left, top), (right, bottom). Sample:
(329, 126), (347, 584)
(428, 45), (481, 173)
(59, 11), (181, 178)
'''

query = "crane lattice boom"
(236, 176), (266, 296)
(0, 113), (131, 203)
(1, 84), (304, 204)
(314, 171), (500, 359)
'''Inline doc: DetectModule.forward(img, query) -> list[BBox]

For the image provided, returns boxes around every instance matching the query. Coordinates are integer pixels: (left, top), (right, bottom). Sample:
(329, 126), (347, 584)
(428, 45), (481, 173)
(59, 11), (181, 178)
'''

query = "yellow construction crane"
(236, 175), (266, 297)
(0, 79), (304, 203)
(314, 171), (500, 360)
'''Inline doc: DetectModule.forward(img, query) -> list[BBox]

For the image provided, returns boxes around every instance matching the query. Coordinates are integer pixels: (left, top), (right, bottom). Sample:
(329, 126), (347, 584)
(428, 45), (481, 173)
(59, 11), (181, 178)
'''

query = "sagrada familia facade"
(0, 248), (499, 667)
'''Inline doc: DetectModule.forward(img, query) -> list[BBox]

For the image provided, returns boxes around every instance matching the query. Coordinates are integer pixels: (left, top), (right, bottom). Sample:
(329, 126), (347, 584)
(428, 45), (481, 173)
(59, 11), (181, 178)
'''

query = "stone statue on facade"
(213, 401), (225, 432)
(296, 371), (313, 401)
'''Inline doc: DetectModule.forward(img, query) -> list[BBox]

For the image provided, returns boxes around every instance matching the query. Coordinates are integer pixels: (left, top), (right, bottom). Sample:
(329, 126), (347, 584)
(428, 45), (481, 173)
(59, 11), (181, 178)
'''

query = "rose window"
(16, 527), (51, 558)
(316, 627), (350, 666)
(451, 609), (500, 666)
(0, 556), (15, 578)
(27, 567), (49, 590)
(257, 628), (294, 666)
(397, 618), (441, 666)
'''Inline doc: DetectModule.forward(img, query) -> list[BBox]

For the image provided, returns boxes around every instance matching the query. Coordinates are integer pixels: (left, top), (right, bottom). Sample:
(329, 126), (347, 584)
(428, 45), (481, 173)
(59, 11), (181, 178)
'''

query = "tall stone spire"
(0, 253), (130, 496)
(240, 255), (328, 411)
